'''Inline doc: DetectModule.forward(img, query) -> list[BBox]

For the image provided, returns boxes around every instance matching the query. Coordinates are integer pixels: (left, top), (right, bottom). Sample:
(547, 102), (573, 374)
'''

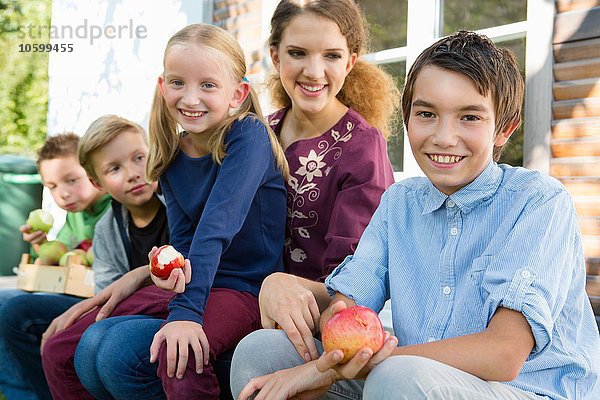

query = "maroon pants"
(42, 285), (174, 400)
(43, 287), (260, 400)
(156, 288), (260, 399)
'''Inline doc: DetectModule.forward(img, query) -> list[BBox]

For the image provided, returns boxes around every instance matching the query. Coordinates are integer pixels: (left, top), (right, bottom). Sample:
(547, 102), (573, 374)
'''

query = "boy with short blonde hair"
(232, 31), (600, 400)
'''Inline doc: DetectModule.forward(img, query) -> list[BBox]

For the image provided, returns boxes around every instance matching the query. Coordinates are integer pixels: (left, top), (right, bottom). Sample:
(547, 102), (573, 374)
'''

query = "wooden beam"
(556, 0), (600, 13)
(553, 77), (600, 100)
(584, 235), (600, 257)
(554, 37), (600, 62)
(552, 116), (600, 138)
(588, 258), (600, 276)
(554, 57), (600, 81)
(579, 216), (600, 235)
(551, 156), (600, 176)
(553, 97), (600, 119)
(554, 6), (600, 44)
(551, 137), (600, 157)
(560, 178), (600, 195)
(575, 196), (600, 216)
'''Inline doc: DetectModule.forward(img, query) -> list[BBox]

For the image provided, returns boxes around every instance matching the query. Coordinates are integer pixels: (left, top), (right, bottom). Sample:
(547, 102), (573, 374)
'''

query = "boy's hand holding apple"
(318, 300), (398, 379)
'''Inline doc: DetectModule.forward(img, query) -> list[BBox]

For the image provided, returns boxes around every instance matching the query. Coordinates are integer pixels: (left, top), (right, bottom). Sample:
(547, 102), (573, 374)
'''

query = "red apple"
(76, 239), (93, 252)
(150, 245), (185, 279)
(321, 305), (385, 364)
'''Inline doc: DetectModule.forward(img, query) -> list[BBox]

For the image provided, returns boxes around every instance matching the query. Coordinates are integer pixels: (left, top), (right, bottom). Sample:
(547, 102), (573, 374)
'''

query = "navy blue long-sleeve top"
(160, 116), (286, 325)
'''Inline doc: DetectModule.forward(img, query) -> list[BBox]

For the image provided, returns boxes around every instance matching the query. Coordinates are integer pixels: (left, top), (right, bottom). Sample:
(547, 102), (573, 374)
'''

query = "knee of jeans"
(0, 296), (29, 334)
(364, 355), (437, 399)
(74, 325), (105, 382)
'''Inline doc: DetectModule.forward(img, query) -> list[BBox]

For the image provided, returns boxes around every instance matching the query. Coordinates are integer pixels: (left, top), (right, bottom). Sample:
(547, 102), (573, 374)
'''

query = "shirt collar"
(422, 162), (503, 214)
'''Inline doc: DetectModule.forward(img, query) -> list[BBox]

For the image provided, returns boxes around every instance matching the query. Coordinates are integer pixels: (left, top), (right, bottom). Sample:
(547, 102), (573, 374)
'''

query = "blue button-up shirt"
(326, 162), (600, 399)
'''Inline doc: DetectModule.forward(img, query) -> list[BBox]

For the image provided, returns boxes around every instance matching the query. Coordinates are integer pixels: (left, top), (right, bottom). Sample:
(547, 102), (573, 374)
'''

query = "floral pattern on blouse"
(270, 117), (355, 264)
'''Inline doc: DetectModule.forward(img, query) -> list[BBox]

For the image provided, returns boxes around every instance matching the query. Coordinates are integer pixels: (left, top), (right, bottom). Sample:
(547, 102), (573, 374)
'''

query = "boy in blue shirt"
(232, 31), (600, 399)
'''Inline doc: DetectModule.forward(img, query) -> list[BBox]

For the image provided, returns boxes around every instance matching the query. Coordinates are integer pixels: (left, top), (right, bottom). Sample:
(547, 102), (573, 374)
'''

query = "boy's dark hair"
(402, 31), (524, 161)
(36, 133), (80, 168)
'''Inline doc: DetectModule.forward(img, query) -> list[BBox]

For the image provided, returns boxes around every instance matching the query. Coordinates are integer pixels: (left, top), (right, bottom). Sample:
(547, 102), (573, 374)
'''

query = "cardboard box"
(16, 254), (95, 298)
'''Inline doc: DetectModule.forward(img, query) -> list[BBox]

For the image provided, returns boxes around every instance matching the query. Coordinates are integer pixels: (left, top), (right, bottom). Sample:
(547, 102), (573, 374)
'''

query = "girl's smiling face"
(270, 13), (357, 118)
(407, 66), (515, 195)
(158, 44), (246, 137)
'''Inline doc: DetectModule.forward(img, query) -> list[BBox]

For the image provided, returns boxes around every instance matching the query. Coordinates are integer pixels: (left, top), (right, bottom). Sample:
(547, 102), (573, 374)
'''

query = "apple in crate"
(59, 249), (90, 266)
(76, 239), (93, 252)
(321, 305), (385, 364)
(37, 240), (68, 265)
(26, 209), (54, 233)
(150, 245), (185, 279)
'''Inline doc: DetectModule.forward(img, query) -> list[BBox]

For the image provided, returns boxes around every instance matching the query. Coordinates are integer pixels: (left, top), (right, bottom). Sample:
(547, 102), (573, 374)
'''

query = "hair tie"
(242, 77), (249, 82)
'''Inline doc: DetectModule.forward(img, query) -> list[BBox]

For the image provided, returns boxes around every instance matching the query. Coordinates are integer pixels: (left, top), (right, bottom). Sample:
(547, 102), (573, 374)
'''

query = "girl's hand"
(150, 321), (209, 380)
(259, 273), (320, 361)
(148, 246), (191, 293)
(20, 224), (47, 245)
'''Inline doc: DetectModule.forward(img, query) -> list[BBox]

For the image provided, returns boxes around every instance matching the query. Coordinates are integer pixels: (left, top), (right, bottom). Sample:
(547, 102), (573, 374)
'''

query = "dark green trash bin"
(0, 155), (42, 275)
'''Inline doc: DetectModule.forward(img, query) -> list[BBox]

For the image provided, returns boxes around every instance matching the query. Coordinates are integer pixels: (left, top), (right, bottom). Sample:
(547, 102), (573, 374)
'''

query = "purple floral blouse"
(269, 108), (395, 281)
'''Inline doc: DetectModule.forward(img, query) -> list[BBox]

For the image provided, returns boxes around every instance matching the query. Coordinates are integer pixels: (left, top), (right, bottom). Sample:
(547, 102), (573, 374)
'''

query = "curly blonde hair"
(268, 0), (400, 140)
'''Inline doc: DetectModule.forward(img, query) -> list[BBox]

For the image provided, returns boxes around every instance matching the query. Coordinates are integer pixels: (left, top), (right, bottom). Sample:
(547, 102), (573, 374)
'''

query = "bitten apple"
(26, 209), (54, 233)
(150, 245), (185, 279)
(321, 305), (385, 364)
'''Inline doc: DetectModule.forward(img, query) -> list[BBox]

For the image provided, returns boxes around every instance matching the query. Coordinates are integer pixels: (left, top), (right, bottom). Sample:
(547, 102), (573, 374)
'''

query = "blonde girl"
(72, 23), (289, 400)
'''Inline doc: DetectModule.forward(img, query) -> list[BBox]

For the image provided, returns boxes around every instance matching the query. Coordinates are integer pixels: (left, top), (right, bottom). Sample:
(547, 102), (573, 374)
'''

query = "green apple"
(26, 209), (54, 233)
(59, 249), (89, 266)
(86, 247), (94, 266)
(37, 240), (68, 265)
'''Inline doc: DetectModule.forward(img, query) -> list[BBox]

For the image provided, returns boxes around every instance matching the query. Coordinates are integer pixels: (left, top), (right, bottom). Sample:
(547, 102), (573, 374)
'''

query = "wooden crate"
(16, 254), (94, 298)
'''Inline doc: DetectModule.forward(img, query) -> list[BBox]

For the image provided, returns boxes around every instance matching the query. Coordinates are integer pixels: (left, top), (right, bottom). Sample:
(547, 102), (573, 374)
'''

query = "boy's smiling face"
(407, 66), (514, 195)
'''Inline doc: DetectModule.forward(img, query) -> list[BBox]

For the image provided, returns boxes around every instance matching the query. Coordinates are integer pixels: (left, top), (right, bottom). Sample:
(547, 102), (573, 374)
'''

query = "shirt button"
(442, 286), (452, 295)
(450, 227), (458, 236)
(447, 200), (455, 208)
(521, 270), (531, 278)
(427, 337), (436, 343)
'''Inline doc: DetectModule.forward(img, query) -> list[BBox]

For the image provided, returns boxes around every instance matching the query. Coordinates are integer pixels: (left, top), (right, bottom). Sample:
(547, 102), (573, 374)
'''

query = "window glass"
(357, 0), (408, 51)
(443, 0), (527, 35)
(380, 62), (406, 171)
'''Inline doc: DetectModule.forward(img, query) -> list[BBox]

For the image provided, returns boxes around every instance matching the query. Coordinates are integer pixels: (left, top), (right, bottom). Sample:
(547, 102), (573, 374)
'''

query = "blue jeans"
(0, 291), (81, 400)
(231, 329), (545, 400)
(0, 288), (33, 400)
(230, 329), (363, 400)
(75, 316), (163, 400)
(79, 317), (236, 400)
